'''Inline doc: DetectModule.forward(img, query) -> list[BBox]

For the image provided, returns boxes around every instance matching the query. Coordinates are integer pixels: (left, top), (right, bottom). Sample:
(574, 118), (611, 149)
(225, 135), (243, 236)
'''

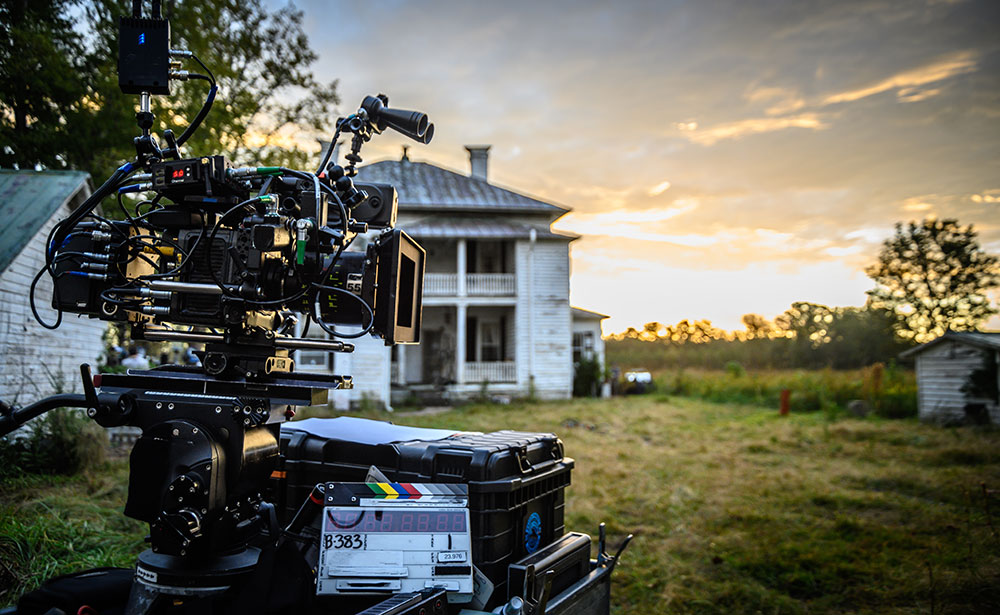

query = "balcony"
(464, 361), (516, 383)
(424, 273), (458, 296)
(424, 273), (515, 297)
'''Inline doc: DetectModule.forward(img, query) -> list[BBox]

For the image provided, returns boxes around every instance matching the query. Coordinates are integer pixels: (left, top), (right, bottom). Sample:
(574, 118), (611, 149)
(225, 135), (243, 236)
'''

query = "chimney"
(465, 145), (490, 181)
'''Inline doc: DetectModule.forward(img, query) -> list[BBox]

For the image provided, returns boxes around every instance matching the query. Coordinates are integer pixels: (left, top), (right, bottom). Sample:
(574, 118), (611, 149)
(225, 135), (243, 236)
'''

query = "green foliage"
(2, 0), (339, 180)
(0, 409), (107, 478)
(867, 218), (1000, 343)
(724, 361), (745, 377)
(0, 463), (145, 603)
(649, 368), (917, 417)
(573, 357), (603, 397)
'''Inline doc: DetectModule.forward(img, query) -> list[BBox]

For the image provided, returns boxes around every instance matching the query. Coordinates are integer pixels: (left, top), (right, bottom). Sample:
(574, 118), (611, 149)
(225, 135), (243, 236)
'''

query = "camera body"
(51, 155), (424, 363)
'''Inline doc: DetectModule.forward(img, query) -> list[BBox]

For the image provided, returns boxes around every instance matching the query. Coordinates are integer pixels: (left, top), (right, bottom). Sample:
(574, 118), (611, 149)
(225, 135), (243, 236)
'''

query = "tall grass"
(650, 366), (917, 417)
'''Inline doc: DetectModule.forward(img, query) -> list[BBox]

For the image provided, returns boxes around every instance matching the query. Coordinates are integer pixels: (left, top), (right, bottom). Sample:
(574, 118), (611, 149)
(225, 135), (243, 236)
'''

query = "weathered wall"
(515, 239), (572, 399)
(0, 202), (107, 404)
(916, 340), (1000, 425)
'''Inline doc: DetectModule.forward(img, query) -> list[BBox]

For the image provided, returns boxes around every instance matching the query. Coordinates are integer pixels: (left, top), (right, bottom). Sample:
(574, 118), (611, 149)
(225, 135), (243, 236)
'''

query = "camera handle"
(0, 365), (102, 437)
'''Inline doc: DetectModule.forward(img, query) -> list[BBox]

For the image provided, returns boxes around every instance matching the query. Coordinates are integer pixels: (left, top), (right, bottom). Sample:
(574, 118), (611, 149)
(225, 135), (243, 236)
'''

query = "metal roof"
(0, 170), (91, 272)
(899, 331), (1000, 358)
(572, 307), (610, 321)
(401, 217), (578, 241)
(355, 159), (569, 215)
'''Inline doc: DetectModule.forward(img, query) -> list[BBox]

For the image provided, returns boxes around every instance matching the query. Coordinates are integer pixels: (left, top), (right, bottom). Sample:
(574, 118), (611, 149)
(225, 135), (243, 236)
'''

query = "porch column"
(457, 239), (467, 297)
(397, 345), (407, 385)
(455, 303), (466, 384)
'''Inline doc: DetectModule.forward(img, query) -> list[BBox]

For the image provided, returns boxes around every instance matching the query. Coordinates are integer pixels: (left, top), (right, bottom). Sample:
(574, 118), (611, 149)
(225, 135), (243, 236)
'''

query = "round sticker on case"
(524, 512), (542, 553)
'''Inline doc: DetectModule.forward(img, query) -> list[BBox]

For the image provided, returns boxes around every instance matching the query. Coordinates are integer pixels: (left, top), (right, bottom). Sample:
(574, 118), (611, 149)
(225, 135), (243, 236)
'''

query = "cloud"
(744, 84), (806, 116)
(554, 202), (709, 245)
(679, 113), (830, 146)
(822, 51), (977, 105)
(649, 181), (672, 196)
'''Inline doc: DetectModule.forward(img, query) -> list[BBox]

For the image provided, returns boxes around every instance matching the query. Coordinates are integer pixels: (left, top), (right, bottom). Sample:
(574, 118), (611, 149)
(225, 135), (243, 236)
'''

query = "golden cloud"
(822, 50), (977, 105)
(680, 113), (829, 146)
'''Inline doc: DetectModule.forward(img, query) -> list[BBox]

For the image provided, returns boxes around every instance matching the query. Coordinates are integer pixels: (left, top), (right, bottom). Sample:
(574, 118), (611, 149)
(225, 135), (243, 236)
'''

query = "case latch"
(515, 445), (532, 474)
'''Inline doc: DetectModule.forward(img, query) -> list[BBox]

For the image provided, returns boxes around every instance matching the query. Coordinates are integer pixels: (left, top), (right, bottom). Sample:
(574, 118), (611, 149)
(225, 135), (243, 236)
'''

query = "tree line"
(609, 218), (1000, 371)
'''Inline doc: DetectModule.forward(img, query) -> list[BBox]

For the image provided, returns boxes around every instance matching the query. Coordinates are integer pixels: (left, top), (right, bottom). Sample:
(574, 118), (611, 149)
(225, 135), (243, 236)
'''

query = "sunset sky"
(285, 0), (999, 334)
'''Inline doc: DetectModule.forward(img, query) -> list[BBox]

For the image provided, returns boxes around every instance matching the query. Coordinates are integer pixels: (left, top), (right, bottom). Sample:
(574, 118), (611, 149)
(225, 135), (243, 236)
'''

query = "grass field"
(2, 396), (999, 613)
(647, 367), (918, 417)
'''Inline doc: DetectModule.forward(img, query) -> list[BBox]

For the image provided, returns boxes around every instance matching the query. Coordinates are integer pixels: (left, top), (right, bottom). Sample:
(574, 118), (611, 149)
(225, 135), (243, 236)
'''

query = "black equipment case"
(271, 417), (574, 608)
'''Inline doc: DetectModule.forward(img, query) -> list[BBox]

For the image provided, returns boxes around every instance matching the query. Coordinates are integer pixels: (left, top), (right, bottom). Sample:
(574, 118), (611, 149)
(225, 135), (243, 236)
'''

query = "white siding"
(515, 239), (572, 399)
(333, 333), (391, 410)
(915, 340), (1000, 425)
(0, 201), (106, 404)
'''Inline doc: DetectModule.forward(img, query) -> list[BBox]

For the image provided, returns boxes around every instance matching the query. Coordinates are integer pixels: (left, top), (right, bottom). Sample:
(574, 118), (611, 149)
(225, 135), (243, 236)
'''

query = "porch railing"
(467, 273), (516, 296)
(464, 361), (516, 383)
(424, 273), (458, 296)
(422, 273), (516, 297)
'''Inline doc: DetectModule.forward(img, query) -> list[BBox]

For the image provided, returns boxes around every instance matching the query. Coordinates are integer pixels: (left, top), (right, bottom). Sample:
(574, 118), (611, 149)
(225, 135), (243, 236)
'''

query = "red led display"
(171, 168), (186, 179)
(326, 509), (466, 533)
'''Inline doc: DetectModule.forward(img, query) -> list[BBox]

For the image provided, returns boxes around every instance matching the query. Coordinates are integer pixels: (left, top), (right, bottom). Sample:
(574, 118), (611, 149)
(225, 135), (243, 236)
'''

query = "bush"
(573, 357), (604, 397)
(0, 408), (106, 478)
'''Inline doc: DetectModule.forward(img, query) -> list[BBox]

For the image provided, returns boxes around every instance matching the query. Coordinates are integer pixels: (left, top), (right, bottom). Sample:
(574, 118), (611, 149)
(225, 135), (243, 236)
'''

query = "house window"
(480, 320), (502, 362)
(573, 331), (595, 363)
(467, 241), (509, 273)
(297, 326), (332, 370)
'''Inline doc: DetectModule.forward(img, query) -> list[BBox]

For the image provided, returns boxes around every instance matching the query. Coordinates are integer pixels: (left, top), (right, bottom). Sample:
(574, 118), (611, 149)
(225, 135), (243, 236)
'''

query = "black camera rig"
(0, 3), (630, 615)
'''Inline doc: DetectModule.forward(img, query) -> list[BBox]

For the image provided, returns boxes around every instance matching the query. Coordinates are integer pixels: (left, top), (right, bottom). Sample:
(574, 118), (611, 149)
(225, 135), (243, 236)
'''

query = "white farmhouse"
(298, 146), (607, 408)
(0, 170), (106, 404)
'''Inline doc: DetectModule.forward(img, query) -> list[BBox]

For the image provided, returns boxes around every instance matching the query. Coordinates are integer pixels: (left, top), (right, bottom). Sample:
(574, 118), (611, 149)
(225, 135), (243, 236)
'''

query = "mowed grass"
(3, 397), (1000, 614)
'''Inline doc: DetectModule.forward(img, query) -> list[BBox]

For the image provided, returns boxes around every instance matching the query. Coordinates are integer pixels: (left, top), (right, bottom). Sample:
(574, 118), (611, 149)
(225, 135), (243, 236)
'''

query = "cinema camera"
(0, 3), (630, 615)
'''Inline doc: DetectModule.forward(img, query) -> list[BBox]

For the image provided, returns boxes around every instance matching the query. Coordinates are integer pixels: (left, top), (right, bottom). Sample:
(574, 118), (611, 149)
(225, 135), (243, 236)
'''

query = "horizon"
(278, 0), (999, 334)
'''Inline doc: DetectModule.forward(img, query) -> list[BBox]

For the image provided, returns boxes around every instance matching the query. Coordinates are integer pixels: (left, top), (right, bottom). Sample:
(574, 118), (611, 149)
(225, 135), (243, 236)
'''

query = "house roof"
(899, 331), (1000, 359)
(354, 159), (570, 216)
(402, 217), (578, 241)
(572, 307), (610, 320)
(0, 170), (91, 272)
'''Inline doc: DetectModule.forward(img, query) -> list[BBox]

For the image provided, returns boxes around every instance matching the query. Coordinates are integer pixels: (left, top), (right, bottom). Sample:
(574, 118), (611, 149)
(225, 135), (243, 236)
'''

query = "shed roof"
(572, 307), (610, 321)
(899, 332), (1000, 359)
(402, 217), (577, 241)
(0, 170), (91, 272)
(355, 159), (569, 216)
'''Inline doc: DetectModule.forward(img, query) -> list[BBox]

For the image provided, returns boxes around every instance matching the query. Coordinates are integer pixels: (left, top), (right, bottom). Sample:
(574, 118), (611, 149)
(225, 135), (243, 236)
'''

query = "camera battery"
(118, 16), (171, 95)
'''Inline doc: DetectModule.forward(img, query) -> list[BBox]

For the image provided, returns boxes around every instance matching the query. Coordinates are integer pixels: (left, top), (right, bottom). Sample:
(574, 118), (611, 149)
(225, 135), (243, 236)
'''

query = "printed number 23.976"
(326, 534), (363, 549)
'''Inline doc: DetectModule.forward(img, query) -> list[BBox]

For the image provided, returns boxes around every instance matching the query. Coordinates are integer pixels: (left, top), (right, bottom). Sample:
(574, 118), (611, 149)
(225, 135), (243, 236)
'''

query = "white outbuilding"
(900, 332), (1000, 426)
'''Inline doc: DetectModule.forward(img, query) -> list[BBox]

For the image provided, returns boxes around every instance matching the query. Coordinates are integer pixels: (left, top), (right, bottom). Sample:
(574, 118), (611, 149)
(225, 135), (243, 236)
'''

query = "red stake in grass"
(779, 389), (790, 416)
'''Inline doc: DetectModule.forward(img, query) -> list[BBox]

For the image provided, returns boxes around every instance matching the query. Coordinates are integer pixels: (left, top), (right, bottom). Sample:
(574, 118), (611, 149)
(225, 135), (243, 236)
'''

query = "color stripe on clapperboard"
(366, 483), (465, 499)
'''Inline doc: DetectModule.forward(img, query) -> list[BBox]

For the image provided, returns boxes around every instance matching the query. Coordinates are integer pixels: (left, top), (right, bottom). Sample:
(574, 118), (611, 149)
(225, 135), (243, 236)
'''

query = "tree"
(740, 313), (773, 340)
(866, 218), (999, 343)
(0, 0), (88, 169)
(1, 0), (339, 181)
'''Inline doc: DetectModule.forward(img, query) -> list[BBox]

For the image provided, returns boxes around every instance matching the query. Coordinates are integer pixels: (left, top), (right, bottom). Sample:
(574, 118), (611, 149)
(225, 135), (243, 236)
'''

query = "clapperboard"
(317, 482), (474, 601)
